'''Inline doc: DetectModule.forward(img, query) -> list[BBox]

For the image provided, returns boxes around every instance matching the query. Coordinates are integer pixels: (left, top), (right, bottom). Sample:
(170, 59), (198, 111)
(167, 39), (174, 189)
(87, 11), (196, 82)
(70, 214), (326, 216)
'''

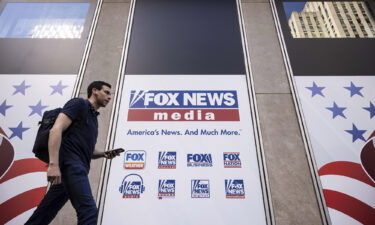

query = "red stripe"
(318, 161), (375, 188)
(0, 186), (47, 224)
(0, 158), (47, 184)
(323, 189), (375, 225)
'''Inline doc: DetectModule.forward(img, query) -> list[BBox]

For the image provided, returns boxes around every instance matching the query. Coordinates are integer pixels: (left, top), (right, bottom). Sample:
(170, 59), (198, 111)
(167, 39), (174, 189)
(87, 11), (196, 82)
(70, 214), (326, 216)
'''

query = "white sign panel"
(295, 76), (375, 225)
(102, 75), (267, 225)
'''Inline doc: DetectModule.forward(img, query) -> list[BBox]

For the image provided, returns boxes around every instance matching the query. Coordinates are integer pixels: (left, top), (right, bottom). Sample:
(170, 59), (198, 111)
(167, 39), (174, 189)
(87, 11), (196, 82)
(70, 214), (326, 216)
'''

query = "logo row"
(124, 151), (242, 169)
(119, 175), (245, 199)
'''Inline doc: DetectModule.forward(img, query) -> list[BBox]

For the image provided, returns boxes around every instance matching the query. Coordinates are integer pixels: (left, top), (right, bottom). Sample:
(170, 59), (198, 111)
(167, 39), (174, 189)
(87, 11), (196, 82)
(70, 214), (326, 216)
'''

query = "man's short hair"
(87, 81), (111, 98)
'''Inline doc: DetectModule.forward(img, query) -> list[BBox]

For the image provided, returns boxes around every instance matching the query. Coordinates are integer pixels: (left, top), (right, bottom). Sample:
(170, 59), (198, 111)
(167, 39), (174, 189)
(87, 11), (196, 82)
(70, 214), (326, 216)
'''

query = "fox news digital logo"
(124, 150), (146, 169)
(158, 179), (176, 199)
(119, 174), (145, 198)
(191, 179), (210, 198)
(187, 154), (212, 167)
(223, 152), (241, 168)
(127, 90), (239, 121)
(225, 179), (245, 199)
(158, 151), (177, 169)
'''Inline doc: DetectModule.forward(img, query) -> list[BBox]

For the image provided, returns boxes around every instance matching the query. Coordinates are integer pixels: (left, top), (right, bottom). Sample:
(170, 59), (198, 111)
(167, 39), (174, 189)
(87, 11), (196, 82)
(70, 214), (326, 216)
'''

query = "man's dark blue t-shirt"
(59, 98), (99, 169)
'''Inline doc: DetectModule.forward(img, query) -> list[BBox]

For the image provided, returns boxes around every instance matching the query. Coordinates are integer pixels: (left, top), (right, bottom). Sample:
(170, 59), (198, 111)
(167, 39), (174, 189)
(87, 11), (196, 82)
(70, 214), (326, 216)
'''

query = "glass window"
(0, 2), (89, 38)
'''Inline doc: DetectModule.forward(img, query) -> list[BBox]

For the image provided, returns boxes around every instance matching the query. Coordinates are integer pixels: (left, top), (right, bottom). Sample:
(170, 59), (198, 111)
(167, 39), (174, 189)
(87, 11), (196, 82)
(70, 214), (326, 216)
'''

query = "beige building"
(289, 1), (375, 38)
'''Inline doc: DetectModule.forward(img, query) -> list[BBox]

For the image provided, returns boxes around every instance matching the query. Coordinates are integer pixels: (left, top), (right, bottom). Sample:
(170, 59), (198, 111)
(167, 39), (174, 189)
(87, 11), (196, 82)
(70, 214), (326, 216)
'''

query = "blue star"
(326, 102), (346, 119)
(345, 124), (366, 142)
(0, 100), (12, 116)
(306, 82), (325, 97)
(29, 100), (48, 116)
(344, 82), (363, 97)
(13, 80), (31, 95)
(50, 81), (68, 95)
(363, 101), (375, 119)
(9, 122), (30, 140)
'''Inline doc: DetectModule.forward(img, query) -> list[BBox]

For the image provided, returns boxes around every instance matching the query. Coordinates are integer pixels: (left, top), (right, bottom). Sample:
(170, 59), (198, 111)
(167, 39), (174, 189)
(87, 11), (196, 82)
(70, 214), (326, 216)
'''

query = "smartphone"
(111, 148), (125, 154)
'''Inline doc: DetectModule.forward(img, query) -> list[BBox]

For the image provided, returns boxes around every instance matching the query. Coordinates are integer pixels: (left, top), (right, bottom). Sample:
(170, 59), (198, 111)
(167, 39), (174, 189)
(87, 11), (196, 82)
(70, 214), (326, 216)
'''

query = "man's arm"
(47, 113), (72, 185)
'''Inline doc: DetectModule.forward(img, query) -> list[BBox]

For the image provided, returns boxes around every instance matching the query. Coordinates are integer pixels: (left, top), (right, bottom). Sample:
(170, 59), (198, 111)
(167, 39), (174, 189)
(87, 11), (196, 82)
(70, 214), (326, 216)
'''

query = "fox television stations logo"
(124, 150), (146, 169)
(187, 154), (212, 167)
(158, 179), (176, 199)
(191, 179), (210, 198)
(127, 90), (239, 121)
(158, 151), (176, 169)
(119, 174), (145, 198)
(223, 152), (241, 168)
(225, 179), (245, 199)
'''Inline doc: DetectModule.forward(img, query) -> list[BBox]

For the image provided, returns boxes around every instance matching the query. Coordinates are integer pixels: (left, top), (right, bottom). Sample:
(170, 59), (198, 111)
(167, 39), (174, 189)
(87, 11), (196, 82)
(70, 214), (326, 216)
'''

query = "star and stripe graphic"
(296, 76), (375, 225)
(0, 75), (76, 225)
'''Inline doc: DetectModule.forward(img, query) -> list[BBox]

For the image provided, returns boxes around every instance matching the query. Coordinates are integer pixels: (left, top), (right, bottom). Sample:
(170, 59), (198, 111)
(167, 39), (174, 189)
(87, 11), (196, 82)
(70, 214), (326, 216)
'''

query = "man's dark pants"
(25, 162), (98, 225)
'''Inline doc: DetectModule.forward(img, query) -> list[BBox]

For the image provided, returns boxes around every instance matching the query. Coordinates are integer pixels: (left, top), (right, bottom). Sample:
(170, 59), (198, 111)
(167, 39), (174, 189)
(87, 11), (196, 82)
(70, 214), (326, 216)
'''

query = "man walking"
(26, 81), (118, 225)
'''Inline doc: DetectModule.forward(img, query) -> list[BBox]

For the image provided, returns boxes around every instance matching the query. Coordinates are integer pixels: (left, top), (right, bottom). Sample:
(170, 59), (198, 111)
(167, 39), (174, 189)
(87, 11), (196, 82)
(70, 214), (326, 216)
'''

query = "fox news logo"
(158, 151), (177, 169)
(191, 179), (210, 198)
(124, 150), (146, 169)
(158, 179), (176, 199)
(223, 152), (241, 168)
(187, 154), (212, 167)
(225, 179), (245, 199)
(127, 90), (239, 121)
(119, 174), (145, 198)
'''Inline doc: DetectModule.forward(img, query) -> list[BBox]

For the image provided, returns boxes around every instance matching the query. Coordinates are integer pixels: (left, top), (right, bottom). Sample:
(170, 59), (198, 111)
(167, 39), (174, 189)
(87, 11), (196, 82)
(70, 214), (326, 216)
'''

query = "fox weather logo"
(187, 154), (212, 167)
(158, 151), (177, 169)
(225, 179), (245, 199)
(223, 152), (241, 168)
(124, 150), (146, 169)
(158, 179), (176, 199)
(119, 174), (145, 198)
(191, 179), (210, 198)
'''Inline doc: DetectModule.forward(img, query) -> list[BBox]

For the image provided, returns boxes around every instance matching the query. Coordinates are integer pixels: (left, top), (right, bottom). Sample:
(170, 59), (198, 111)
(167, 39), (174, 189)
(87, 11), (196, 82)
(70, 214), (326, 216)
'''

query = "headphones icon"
(119, 174), (145, 194)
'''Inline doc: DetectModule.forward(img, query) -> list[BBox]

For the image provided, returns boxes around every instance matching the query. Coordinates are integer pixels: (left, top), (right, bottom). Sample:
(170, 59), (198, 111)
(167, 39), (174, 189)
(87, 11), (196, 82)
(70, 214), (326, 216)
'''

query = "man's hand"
(47, 163), (61, 185)
(104, 149), (123, 159)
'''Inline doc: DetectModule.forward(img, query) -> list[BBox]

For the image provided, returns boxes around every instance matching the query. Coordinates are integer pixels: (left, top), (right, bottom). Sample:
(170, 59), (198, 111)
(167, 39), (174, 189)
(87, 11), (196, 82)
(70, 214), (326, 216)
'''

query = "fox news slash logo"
(187, 154), (213, 167)
(225, 179), (245, 199)
(158, 179), (176, 199)
(119, 174), (145, 198)
(191, 180), (210, 198)
(124, 150), (146, 169)
(223, 152), (241, 168)
(158, 151), (177, 169)
(127, 90), (240, 121)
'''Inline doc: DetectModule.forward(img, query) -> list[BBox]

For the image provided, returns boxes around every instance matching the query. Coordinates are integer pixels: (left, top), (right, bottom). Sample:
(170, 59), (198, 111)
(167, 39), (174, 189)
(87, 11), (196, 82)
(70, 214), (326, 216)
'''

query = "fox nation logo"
(225, 179), (245, 199)
(119, 174), (145, 198)
(158, 151), (176, 169)
(223, 152), (241, 168)
(191, 179), (210, 198)
(127, 90), (239, 121)
(158, 179), (176, 199)
(187, 154), (212, 167)
(124, 150), (146, 169)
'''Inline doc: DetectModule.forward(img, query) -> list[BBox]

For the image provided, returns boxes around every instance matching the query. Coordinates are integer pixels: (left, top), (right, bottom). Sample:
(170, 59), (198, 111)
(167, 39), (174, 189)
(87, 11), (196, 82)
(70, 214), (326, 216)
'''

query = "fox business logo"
(187, 154), (212, 167)
(127, 90), (239, 121)
(225, 179), (245, 199)
(223, 152), (241, 168)
(158, 179), (176, 199)
(119, 174), (145, 198)
(158, 151), (176, 169)
(124, 150), (146, 169)
(191, 179), (210, 198)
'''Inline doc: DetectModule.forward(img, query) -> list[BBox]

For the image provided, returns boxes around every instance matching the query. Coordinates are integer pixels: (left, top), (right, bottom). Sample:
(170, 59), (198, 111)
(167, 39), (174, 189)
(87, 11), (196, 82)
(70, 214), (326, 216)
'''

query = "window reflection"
(284, 1), (375, 38)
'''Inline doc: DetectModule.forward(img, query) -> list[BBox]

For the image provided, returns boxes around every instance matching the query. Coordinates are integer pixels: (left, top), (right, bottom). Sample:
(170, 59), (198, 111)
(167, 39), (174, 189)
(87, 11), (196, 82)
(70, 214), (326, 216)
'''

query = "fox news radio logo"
(187, 153), (213, 167)
(225, 179), (245, 199)
(158, 179), (176, 199)
(124, 150), (146, 169)
(191, 179), (210, 198)
(119, 174), (145, 198)
(223, 152), (241, 168)
(158, 151), (177, 169)
(127, 90), (239, 121)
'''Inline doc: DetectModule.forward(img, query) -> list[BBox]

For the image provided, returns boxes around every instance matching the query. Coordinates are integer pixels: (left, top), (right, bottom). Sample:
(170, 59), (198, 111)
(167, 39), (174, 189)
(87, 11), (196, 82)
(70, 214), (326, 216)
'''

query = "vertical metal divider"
(236, 1), (275, 224)
(96, 0), (136, 224)
(268, 0), (330, 224)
